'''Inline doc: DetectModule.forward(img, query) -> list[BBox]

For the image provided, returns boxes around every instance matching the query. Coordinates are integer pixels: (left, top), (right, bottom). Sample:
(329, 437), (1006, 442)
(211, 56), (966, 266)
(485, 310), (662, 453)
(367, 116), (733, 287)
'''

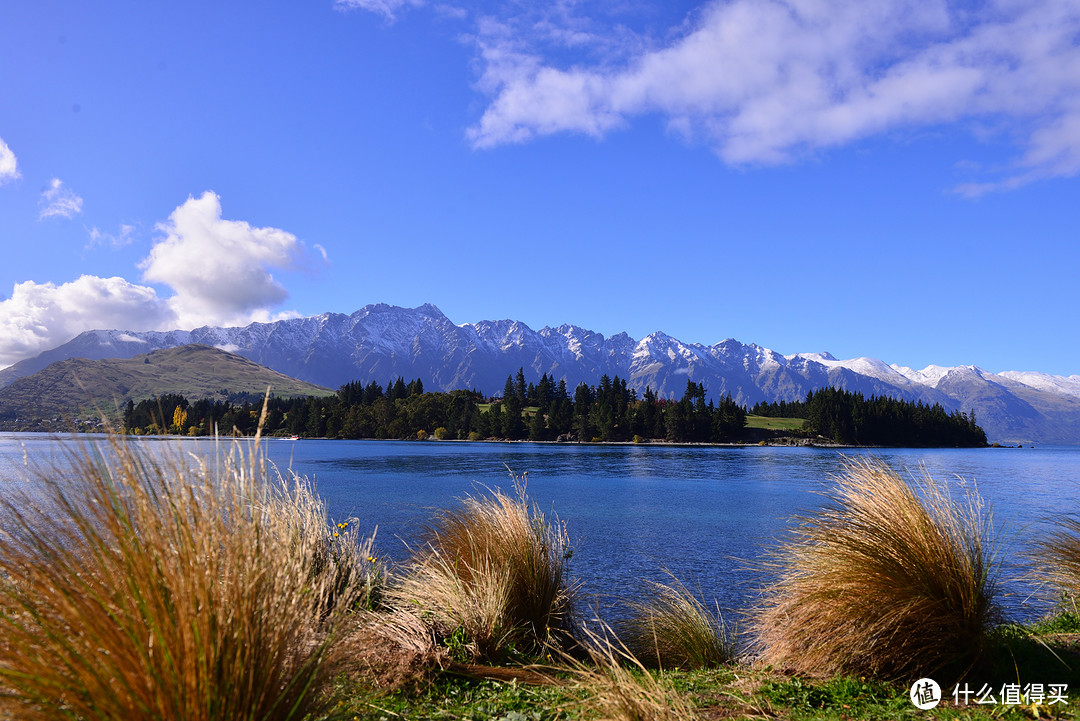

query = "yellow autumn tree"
(171, 405), (188, 435)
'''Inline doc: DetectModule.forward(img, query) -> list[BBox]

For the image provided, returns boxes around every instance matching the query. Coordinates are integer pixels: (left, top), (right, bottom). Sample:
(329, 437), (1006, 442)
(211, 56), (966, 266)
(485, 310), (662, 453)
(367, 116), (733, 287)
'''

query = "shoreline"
(0, 430), (999, 450)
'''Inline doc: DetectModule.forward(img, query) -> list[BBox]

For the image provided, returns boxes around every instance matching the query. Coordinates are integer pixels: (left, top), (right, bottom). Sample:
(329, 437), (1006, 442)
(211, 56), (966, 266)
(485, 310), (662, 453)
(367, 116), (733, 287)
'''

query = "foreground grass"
(4, 436), (1078, 720)
(334, 641), (1080, 721)
(752, 458), (999, 680)
(0, 433), (376, 721)
(333, 615), (1080, 720)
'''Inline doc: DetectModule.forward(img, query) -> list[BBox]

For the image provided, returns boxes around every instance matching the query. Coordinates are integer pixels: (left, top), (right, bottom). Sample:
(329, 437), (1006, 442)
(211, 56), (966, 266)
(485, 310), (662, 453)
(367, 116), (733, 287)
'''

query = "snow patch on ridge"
(998, 371), (1080, 399)
(892, 364), (955, 388)
(788, 353), (916, 387)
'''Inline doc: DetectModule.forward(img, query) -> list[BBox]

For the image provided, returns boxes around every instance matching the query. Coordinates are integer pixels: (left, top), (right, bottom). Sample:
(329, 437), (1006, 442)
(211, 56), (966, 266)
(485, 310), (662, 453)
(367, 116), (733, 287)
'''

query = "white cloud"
(466, 0), (1080, 192)
(87, 223), (137, 248)
(0, 276), (175, 367)
(0, 137), (18, 184)
(0, 191), (316, 368)
(39, 178), (84, 220)
(334, 0), (423, 22)
(140, 191), (304, 329)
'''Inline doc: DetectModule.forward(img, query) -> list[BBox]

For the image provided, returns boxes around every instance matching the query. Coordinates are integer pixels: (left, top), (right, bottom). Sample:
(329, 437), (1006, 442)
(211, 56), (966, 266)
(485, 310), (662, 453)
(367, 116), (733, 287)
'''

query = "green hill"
(0, 344), (333, 430)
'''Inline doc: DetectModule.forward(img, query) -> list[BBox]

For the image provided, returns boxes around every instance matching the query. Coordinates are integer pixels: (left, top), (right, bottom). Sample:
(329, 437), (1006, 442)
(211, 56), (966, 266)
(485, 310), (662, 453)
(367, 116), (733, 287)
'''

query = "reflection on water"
(1, 434), (1077, 622)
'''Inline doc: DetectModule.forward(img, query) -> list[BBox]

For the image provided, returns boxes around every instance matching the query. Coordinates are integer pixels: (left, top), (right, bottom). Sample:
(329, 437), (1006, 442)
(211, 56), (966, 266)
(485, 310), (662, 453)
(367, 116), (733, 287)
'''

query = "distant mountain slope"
(0, 344), (332, 426)
(1, 303), (1076, 443)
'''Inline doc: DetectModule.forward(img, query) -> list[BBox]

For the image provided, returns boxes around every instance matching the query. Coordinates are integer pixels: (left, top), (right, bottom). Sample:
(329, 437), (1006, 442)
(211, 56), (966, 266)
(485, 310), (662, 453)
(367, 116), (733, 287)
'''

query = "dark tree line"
(122, 373), (985, 447)
(122, 371), (746, 443)
(752, 388), (986, 447)
(749, 398), (810, 419)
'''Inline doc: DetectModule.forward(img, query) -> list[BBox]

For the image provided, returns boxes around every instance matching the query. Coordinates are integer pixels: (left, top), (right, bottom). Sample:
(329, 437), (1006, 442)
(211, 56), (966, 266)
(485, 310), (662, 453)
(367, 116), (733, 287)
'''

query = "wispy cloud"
(39, 178), (84, 219)
(462, 0), (1080, 194)
(334, 0), (423, 22)
(0, 137), (18, 184)
(87, 223), (137, 249)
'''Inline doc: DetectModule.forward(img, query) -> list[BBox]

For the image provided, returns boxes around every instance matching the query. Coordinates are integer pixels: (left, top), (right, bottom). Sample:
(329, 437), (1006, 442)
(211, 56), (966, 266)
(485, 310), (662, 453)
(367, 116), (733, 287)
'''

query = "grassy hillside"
(745, 414), (807, 432)
(0, 344), (332, 427)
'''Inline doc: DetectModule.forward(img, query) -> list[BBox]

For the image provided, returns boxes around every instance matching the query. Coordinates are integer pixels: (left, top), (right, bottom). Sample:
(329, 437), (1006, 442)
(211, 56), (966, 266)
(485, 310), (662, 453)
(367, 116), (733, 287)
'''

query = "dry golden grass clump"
(1033, 516), (1080, 610)
(380, 475), (577, 664)
(566, 625), (697, 721)
(621, 576), (733, 670)
(0, 435), (378, 721)
(751, 457), (999, 680)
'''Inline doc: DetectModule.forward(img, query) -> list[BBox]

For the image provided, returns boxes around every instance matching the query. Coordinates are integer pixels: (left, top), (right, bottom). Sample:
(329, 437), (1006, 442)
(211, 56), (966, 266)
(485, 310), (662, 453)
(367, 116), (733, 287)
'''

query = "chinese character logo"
(910, 678), (942, 710)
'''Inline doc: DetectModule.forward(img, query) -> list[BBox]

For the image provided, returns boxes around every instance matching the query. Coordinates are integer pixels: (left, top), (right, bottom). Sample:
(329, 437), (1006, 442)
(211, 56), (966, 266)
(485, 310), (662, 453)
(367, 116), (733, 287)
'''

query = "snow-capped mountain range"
(1, 303), (1078, 444)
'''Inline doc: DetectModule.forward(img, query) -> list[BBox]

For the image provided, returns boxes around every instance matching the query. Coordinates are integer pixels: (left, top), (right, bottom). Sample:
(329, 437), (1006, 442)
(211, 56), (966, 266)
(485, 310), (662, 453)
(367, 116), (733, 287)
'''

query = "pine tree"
(528, 407), (547, 441)
(535, 373), (554, 414)
(514, 368), (527, 406)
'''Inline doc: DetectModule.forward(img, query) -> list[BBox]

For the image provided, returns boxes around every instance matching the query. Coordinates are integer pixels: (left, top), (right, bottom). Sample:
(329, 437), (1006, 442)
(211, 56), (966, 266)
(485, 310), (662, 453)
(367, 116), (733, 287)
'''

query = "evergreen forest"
(750, 387), (987, 446)
(122, 369), (987, 447)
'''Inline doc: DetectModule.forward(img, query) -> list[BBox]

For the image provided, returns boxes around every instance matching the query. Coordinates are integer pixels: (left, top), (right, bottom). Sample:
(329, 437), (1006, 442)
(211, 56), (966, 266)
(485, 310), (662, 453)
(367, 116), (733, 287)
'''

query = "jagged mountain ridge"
(1, 302), (1078, 443)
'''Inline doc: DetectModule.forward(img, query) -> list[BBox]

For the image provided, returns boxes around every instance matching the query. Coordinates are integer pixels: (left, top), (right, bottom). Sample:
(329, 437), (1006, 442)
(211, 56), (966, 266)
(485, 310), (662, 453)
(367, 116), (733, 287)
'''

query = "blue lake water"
(2, 434), (1078, 623)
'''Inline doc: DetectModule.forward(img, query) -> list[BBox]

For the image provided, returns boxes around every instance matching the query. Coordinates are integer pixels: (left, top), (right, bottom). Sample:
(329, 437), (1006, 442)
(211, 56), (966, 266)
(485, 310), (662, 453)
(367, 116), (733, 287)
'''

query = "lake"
(2, 434), (1077, 624)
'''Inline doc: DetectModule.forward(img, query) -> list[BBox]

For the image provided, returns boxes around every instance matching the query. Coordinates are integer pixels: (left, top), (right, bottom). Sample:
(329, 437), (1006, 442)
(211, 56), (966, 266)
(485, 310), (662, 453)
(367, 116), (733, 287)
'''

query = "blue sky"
(1, 0), (1078, 376)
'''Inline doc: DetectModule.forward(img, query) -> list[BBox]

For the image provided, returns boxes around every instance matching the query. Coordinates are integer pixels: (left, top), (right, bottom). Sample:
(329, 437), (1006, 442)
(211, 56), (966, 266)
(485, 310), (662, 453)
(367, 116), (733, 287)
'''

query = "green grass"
(1030, 610), (1080, 635)
(335, 675), (583, 721)
(332, 656), (1080, 720)
(476, 403), (539, 416)
(745, 414), (808, 431)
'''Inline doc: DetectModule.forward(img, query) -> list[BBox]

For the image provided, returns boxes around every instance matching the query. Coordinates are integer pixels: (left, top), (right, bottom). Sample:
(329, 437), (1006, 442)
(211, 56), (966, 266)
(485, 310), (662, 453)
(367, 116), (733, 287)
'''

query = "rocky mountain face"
(2, 303), (1078, 443)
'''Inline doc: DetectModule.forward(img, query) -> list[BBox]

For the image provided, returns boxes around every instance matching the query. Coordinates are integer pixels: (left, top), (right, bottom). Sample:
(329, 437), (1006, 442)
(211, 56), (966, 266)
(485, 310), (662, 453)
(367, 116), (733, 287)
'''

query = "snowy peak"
(892, 364), (954, 388)
(788, 353), (915, 387)
(791, 351), (838, 362)
(997, 370), (1080, 400)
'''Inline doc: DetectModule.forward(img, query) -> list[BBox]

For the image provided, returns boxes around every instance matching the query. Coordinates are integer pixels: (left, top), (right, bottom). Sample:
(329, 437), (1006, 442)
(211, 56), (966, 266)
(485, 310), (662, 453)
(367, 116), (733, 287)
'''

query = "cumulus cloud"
(0, 191), (315, 368)
(334, 0), (423, 22)
(0, 137), (18, 184)
(140, 191), (304, 328)
(466, 0), (1080, 192)
(39, 178), (84, 220)
(0, 276), (175, 367)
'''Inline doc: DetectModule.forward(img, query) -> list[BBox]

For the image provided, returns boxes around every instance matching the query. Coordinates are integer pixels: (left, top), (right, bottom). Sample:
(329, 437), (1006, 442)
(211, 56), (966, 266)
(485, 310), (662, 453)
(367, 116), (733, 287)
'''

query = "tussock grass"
(0, 434), (378, 721)
(382, 473), (576, 664)
(566, 625), (697, 721)
(621, 576), (733, 670)
(750, 457), (999, 680)
(1033, 515), (1080, 615)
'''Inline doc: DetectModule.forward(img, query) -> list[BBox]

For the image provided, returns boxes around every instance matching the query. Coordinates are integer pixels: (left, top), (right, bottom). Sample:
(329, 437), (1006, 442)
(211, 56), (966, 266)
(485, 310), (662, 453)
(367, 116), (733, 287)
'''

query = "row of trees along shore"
(122, 370), (987, 447)
(750, 386), (987, 447)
